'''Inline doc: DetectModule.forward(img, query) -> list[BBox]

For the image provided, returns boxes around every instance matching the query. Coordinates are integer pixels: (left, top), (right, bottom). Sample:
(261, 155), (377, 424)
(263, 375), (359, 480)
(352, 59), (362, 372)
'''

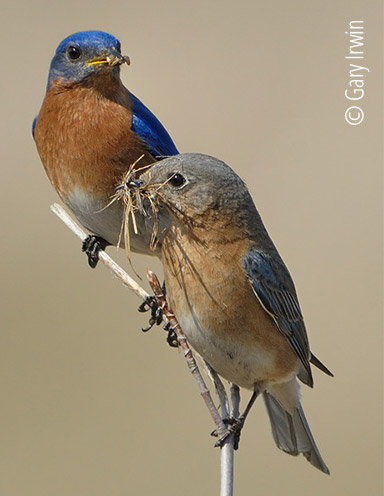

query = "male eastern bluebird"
(128, 153), (333, 474)
(33, 30), (178, 267)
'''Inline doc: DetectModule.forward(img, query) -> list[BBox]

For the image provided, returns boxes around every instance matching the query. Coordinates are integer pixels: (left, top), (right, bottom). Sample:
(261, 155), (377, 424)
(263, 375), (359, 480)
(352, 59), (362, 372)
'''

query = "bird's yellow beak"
(86, 53), (130, 67)
(86, 56), (108, 66)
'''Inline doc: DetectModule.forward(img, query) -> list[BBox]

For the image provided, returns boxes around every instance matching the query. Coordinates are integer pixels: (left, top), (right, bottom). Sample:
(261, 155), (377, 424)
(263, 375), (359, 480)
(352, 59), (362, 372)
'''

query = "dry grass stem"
(109, 163), (183, 260)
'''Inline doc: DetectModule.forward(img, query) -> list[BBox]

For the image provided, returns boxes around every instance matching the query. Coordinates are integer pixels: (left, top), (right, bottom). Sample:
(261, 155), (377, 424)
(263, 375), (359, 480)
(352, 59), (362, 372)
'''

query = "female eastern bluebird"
(128, 153), (333, 474)
(33, 30), (178, 267)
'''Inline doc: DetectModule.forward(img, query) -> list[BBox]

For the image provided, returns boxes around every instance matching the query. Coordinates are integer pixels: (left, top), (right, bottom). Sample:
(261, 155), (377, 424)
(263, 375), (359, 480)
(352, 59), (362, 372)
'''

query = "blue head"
(47, 30), (129, 88)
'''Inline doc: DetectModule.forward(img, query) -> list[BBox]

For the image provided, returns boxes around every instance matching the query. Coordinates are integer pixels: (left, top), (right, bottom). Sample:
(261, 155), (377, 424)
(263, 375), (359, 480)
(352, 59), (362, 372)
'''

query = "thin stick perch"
(147, 270), (226, 433)
(50, 202), (235, 496)
(50, 203), (149, 301)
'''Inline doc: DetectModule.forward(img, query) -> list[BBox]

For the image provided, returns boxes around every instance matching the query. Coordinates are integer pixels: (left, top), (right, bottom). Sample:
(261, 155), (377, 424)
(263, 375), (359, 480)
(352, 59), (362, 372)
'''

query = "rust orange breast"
(34, 80), (154, 202)
(162, 225), (299, 386)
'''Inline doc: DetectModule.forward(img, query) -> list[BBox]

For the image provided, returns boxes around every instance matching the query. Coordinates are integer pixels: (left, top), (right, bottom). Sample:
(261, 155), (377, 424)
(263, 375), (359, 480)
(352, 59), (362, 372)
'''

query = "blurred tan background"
(0, 0), (382, 494)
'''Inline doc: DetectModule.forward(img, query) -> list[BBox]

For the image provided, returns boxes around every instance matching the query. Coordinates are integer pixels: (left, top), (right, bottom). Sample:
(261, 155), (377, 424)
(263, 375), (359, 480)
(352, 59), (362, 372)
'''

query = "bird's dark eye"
(67, 45), (82, 60)
(168, 173), (186, 188)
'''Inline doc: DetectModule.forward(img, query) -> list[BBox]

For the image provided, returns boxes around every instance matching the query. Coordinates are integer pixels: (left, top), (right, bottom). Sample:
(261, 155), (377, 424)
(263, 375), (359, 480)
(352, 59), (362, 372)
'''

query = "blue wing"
(130, 92), (179, 158)
(32, 115), (37, 137)
(242, 249), (313, 386)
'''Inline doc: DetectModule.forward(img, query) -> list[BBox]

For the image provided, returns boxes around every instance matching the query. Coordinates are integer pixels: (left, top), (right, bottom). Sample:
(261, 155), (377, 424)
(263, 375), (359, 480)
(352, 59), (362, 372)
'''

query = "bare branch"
(50, 203), (148, 301)
(147, 270), (226, 433)
(51, 202), (235, 496)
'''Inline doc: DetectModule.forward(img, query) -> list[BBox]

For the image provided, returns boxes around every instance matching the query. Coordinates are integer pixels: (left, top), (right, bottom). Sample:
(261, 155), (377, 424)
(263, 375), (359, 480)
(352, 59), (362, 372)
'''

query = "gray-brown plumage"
(130, 153), (332, 473)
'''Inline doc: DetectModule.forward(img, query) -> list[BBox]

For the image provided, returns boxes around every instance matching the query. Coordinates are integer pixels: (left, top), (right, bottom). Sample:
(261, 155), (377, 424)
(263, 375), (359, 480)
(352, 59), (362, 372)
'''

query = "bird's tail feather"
(263, 391), (330, 474)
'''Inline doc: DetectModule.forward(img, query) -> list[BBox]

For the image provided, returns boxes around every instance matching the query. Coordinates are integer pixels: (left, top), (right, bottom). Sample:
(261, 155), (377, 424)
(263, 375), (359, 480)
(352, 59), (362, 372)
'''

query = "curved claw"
(138, 296), (164, 332)
(82, 235), (109, 268)
(163, 322), (178, 348)
(213, 417), (245, 450)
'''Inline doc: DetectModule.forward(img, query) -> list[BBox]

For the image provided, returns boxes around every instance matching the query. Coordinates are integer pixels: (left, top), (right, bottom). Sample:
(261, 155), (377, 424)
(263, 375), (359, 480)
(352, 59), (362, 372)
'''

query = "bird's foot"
(163, 321), (178, 348)
(138, 296), (164, 331)
(82, 235), (109, 268)
(212, 416), (245, 450)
